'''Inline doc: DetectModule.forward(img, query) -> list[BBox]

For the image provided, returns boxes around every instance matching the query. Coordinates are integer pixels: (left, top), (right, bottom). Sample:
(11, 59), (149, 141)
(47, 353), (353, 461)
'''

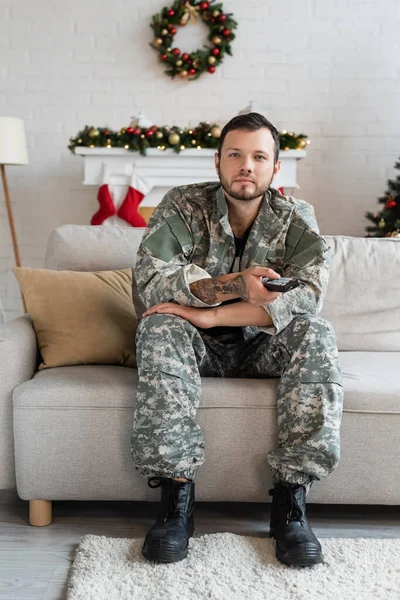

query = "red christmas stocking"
(91, 183), (116, 225)
(117, 173), (152, 227)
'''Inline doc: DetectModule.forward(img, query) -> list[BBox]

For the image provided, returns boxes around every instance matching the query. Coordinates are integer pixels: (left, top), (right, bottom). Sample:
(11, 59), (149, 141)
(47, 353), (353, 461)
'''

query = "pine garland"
(68, 122), (309, 156)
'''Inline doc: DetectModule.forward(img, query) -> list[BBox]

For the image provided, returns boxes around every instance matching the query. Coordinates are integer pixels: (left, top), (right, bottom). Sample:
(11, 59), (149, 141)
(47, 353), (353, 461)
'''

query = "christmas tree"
(365, 156), (400, 237)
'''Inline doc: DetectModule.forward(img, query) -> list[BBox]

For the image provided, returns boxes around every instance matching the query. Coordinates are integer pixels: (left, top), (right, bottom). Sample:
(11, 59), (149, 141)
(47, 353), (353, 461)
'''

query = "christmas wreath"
(150, 0), (237, 80)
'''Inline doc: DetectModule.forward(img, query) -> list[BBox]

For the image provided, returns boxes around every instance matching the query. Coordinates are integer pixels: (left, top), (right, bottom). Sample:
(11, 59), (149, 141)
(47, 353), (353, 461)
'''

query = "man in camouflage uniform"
(131, 113), (343, 568)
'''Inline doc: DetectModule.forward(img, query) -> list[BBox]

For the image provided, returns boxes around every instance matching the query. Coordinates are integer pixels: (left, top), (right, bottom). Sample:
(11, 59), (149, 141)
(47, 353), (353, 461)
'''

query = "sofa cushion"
(12, 267), (138, 370)
(322, 236), (400, 351)
(12, 356), (400, 504)
(44, 225), (145, 271)
(44, 226), (400, 351)
(13, 353), (399, 413)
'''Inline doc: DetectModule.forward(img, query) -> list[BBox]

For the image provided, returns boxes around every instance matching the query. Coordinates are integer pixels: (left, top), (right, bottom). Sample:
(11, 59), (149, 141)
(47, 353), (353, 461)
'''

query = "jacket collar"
(216, 184), (287, 235)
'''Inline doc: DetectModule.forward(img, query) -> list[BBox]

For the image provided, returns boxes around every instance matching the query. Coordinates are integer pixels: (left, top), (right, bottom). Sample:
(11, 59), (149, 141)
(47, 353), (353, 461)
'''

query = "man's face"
(215, 128), (281, 203)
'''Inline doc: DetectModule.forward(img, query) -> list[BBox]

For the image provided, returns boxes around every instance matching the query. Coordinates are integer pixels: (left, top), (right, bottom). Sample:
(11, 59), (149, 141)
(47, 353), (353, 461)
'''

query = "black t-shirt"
(199, 224), (253, 342)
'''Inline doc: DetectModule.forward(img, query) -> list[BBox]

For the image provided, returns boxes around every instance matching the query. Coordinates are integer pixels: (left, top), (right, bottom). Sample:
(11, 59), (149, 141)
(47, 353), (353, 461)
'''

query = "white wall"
(1, 0), (399, 321)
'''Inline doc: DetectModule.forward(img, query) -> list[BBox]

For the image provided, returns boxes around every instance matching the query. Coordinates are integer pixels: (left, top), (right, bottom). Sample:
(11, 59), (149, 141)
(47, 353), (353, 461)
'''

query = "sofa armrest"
(0, 315), (38, 489)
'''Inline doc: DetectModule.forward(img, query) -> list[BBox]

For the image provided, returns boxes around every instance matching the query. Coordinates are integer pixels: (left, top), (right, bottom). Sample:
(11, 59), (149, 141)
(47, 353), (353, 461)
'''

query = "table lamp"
(0, 116), (28, 314)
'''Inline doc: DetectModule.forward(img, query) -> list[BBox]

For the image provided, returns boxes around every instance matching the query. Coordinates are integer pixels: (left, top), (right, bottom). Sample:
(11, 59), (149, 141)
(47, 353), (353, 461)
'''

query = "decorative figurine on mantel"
(129, 111), (153, 130)
(239, 101), (265, 116)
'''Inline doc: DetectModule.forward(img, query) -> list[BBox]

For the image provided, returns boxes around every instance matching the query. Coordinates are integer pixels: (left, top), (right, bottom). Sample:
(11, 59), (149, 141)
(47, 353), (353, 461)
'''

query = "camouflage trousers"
(131, 313), (343, 490)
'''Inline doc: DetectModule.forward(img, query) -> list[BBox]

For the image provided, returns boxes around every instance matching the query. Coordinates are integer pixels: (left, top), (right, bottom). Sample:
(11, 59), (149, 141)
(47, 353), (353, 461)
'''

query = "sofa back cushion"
(321, 236), (400, 351)
(45, 226), (400, 351)
(45, 225), (146, 271)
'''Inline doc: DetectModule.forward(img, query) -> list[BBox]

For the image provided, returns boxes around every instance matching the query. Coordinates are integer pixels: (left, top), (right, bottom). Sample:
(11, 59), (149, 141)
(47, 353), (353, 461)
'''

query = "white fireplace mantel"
(75, 146), (306, 224)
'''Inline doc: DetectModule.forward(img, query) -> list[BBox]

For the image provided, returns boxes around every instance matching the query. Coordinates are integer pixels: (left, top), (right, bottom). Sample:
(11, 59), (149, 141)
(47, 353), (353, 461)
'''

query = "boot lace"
(148, 476), (188, 522)
(269, 483), (304, 525)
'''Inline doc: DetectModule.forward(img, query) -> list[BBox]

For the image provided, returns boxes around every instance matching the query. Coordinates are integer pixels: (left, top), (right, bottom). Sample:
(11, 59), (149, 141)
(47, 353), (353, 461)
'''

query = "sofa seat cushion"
(13, 365), (279, 410)
(12, 352), (399, 414)
(338, 352), (399, 413)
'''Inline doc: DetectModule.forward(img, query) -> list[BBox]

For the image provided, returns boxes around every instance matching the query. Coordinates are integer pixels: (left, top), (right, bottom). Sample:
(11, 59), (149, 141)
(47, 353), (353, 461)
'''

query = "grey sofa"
(1, 225), (399, 526)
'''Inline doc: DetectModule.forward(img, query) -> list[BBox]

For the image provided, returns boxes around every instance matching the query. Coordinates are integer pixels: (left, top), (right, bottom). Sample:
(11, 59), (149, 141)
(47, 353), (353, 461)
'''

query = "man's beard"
(217, 168), (274, 202)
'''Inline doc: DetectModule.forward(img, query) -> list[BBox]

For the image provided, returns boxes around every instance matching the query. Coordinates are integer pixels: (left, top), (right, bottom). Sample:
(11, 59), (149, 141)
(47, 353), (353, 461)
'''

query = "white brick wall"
(1, 0), (399, 320)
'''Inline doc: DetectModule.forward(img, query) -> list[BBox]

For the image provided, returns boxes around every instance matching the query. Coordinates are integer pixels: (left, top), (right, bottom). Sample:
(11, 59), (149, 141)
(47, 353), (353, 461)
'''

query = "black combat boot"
(269, 481), (323, 567)
(141, 476), (195, 563)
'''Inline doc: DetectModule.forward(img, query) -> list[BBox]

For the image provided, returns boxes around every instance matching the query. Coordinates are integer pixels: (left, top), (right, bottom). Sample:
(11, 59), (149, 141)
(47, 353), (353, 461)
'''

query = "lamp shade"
(0, 117), (28, 165)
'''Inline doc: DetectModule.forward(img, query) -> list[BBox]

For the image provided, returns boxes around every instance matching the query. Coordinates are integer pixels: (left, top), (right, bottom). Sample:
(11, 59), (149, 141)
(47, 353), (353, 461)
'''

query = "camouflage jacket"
(135, 182), (330, 338)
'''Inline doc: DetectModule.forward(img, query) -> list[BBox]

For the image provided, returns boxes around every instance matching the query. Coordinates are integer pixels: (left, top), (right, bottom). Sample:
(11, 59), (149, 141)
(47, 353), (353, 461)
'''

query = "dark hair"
(217, 112), (280, 164)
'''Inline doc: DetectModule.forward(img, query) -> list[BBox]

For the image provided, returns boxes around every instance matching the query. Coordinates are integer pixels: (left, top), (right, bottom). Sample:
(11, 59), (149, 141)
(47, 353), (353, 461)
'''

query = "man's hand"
(142, 303), (216, 329)
(190, 266), (282, 306)
(238, 266), (282, 306)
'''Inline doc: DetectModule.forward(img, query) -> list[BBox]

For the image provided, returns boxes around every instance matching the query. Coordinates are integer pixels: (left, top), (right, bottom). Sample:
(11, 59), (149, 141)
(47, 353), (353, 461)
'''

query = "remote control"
(261, 277), (300, 293)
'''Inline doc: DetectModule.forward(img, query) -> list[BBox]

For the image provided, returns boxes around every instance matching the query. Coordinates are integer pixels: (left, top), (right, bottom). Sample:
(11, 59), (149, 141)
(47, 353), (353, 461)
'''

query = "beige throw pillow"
(13, 267), (138, 370)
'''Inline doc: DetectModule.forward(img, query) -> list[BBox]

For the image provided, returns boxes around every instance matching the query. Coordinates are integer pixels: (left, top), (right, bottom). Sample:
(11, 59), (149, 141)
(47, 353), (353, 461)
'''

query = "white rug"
(66, 532), (400, 600)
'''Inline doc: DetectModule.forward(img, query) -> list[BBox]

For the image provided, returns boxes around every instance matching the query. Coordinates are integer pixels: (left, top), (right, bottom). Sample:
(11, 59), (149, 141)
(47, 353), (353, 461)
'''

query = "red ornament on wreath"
(149, 0), (237, 81)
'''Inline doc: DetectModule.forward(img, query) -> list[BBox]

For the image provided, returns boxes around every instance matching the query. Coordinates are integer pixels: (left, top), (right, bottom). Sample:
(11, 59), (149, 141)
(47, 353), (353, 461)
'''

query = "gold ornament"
(179, 70), (188, 78)
(88, 127), (100, 138)
(212, 36), (222, 44)
(192, 58), (201, 68)
(297, 139), (307, 149)
(208, 56), (217, 65)
(391, 230), (400, 237)
(168, 132), (180, 145)
(378, 218), (386, 228)
(161, 28), (168, 35)
(213, 10), (220, 17)
(191, 139), (197, 145)
(176, 60), (183, 66)
(210, 126), (221, 138)
(120, 128), (126, 134)
(180, 4), (200, 25)
(153, 38), (163, 47)
(156, 131), (163, 139)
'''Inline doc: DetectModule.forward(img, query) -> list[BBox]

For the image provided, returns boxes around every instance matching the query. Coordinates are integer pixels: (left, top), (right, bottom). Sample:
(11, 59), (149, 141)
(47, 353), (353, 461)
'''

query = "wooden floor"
(0, 489), (399, 600)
